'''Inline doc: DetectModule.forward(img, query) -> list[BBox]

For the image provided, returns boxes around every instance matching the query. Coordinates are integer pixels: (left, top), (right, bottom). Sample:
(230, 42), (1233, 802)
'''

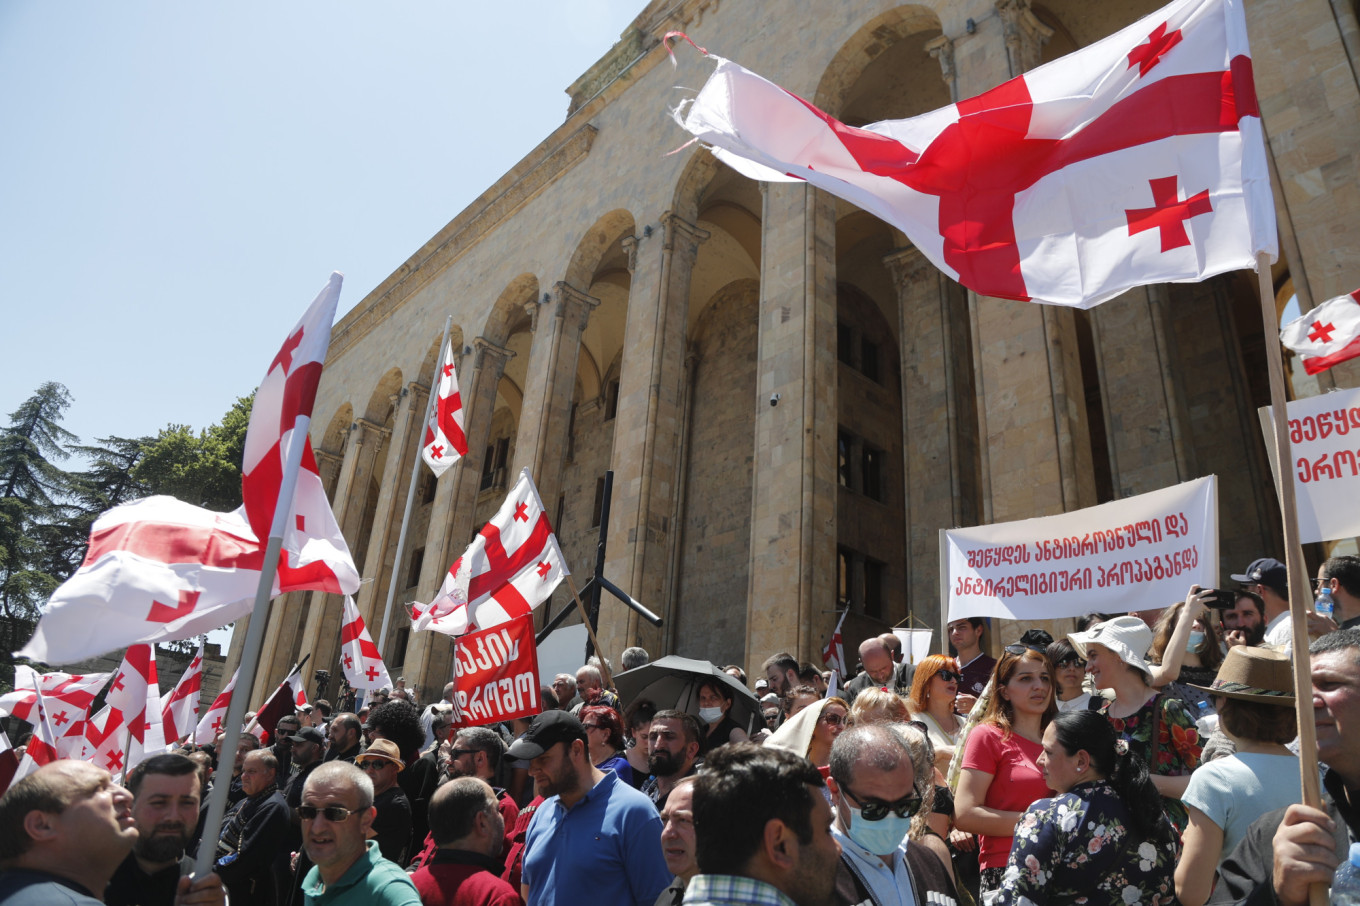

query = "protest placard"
(944, 476), (1217, 622)
(448, 614), (541, 728)
(1258, 385), (1360, 544)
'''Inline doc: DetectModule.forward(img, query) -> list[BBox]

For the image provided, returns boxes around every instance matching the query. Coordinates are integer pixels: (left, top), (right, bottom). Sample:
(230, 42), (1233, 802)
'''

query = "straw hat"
(1067, 616), (1154, 676)
(355, 738), (405, 770)
(1189, 645), (1294, 706)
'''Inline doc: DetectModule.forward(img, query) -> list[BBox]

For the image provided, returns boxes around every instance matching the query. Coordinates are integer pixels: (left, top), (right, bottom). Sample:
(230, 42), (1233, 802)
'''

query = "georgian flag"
(412, 469), (568, 637)
(340, 596), (392, 690)
(161, 642), (203, 744)
(421, 338), (468, 478)
(821, 609), (848, 678)
(81, 704), (128, 777)
(1280, 289), (1360, 375)
(673, 0), (1275, 309)
(106, 644), (167, 771)
(195, 668), (238, 746)
(0, 668), (112, 759)
(18, 275), (360, 665)
(11, 668), (61, 785)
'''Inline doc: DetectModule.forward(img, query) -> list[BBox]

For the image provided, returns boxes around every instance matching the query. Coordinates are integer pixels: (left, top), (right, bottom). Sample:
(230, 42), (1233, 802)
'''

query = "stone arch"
(671, 149), (723, 227)
(482, 273), (539, 348)
(563, 209), (637, 291)
(317, 403), (354, 500)
(415, 323), (467, 384)
(362, 368), (404, 425)
(812, 5), (945, 116)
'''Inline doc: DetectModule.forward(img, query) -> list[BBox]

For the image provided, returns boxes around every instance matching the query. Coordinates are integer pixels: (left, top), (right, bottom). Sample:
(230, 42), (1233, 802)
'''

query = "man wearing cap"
(1231, 557), (1294, 647)
(513, 710), (671, 906)
(281, 726), (328, 906)
(272, 714), (302, 778)
(1213, 628), (1360, 905)
(358, 739), (413, 865)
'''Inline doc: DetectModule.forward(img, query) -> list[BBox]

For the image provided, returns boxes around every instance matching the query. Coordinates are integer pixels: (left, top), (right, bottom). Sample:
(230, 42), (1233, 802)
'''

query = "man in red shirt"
(411, 777), (523, 906)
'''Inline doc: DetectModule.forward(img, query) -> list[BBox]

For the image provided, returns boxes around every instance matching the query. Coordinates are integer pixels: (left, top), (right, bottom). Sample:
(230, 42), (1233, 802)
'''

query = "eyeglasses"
(582, 723), (603, 731)
(936, 670), (961, 683)
(819, 712), (846, 727)
(1056, 657), (1087, 669)
(359, 760), (396, 771)
(299, 805), (363, 822)
(1005, 643), (1045, 656)
(841, 786), (923, 821)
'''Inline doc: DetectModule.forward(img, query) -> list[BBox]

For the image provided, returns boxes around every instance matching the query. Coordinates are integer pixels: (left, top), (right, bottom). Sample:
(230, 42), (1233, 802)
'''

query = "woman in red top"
(955, 645), (1057, 899)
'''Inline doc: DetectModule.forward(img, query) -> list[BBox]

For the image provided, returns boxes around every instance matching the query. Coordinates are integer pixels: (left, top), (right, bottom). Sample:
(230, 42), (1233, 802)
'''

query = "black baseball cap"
(1230, 557), (1288, 595)
(506, 710), (587, 761)
(286, 727), (326, 746)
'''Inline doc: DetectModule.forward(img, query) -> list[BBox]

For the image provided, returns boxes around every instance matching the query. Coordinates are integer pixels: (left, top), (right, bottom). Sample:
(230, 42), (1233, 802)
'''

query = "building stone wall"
(227, 0), (1360, 702)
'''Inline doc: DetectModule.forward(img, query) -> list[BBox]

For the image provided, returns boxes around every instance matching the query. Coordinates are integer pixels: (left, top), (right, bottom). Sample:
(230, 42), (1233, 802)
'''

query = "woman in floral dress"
(994, 710), (1180, 905)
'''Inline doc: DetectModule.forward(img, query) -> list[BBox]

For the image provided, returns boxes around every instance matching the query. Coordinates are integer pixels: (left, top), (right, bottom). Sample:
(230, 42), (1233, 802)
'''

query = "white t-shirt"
(1181, 751), (1302, 858)
(1056, 691), (1093, 712)
(1264, 611), (1293, 648)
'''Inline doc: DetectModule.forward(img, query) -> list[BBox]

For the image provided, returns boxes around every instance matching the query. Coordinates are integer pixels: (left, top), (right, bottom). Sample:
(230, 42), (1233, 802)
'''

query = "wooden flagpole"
(376, 315), (453, 656)
(565, 574), (612, 689)
(1254, 250), (1327, 906)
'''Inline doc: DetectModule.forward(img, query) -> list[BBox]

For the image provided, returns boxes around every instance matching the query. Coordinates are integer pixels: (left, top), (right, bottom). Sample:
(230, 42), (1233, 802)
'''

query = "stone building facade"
(228, 0), (1360, 701)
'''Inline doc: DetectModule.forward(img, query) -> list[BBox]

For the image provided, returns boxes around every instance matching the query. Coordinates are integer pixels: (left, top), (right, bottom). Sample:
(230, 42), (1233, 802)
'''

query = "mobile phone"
(1202, 589), (1237, 609)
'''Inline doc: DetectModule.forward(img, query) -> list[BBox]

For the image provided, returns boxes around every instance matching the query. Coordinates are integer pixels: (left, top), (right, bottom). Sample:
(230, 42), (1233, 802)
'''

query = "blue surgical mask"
(697, 706), (724, 725)
(843, 804), (912, 856)
(1186, 631), (1205, 653)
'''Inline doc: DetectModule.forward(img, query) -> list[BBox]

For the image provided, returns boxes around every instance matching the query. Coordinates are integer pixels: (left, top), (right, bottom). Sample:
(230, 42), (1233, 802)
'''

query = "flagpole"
(377, 316), (453, 658)
(1255, 250), (1327, 906)
(565, 574), (612, 689)
(192, 412), (312, 880)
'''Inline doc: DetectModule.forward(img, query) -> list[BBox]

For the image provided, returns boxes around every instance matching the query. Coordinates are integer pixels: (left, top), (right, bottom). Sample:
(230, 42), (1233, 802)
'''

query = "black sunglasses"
(936, 669), (961, 683)
(449, 748), (477, 758)
(298, 805), (363, 822)
(1057, 657), (1087, 669)
(1005, 643), (1045, 656)
(841, 786), (923, 821)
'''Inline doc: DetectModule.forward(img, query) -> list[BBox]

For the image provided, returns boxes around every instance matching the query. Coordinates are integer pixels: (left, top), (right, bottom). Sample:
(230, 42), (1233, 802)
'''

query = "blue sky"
(0, 1), (641, 450)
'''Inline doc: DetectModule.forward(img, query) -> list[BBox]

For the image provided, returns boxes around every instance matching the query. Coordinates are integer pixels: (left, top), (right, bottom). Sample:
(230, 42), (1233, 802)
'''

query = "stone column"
(883, 247), (980, 631)
(405, 339), (514, 695)
(355, 383), (427, 632)
(745, 182), (839, 665)
(511, 283), (600, 511)
(599, 213), (709, 659)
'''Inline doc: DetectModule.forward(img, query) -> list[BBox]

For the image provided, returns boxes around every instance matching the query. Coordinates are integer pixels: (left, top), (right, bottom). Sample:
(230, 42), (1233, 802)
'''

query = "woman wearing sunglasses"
(908, 654), (967, 776)
(1045, 639), (1093, 712)
(994, 709), (1179, 905)
(765, 695), (849, 771)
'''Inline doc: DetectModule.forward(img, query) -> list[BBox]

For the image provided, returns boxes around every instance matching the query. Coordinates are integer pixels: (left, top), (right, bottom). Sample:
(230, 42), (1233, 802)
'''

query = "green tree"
(134, 394), (253, 512)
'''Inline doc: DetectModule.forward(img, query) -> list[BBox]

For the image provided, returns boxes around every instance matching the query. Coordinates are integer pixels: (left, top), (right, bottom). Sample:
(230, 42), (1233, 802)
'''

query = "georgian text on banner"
(1259, 385), (1360, 544)
(448, 614), (540, 729)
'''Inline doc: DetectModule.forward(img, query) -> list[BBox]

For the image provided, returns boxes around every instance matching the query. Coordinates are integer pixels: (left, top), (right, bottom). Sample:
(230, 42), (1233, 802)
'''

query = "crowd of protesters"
(1, 555), (1359, 906)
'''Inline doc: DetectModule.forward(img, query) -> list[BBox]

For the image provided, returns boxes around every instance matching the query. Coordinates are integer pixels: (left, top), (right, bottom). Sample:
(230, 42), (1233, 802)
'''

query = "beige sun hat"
(1189, 645), (1295, 706)
(1067, 615), (1154, 676)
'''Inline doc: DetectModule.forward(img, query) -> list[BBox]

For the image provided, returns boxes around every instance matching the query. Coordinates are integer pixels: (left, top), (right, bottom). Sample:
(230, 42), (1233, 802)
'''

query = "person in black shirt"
(357, 738), (413, 865)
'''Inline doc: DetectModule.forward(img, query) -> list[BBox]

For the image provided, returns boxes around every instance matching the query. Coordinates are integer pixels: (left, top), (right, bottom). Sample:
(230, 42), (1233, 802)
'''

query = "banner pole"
(192, 413), (311, 881)
(378, 315), (454, 655)
(566, 574), (612, 689)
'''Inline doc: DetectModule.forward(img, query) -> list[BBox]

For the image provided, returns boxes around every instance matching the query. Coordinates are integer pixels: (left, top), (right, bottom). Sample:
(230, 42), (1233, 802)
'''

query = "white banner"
(1260, 385), (1360, 544)
(892, 629), (934, 665)
(945, 476), (1217, 622)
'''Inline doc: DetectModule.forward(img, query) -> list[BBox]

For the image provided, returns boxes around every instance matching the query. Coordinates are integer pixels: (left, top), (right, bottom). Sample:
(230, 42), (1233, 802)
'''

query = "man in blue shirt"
(511, 710), (670, 906)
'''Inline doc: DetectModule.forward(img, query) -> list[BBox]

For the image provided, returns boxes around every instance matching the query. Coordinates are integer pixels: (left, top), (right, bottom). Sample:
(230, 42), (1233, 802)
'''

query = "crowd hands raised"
(2, 555), (1360, 906)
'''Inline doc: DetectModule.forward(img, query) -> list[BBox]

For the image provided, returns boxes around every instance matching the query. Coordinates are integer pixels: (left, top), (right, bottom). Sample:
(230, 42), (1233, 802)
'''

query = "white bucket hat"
(1068, 616), (1154, 676)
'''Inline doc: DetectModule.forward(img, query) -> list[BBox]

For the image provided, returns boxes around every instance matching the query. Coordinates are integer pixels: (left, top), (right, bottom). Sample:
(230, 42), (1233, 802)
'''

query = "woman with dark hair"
(955, 647), (1056, 899)
(1069, 614), (1202, 833)
(1174, 647), (1300, 906)
(696, 678), (748, 754)
(1045, 638), (1092, 712)
(581, 704), (633, 786)
(995, 709), (1180, 905)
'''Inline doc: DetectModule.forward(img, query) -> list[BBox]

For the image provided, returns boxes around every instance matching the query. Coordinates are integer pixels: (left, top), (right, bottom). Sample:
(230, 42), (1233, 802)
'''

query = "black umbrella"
(613, 655), (767, 734)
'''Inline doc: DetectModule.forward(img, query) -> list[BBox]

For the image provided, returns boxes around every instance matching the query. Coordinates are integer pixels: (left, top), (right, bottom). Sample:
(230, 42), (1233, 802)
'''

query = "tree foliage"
(134, 394), (252, 512)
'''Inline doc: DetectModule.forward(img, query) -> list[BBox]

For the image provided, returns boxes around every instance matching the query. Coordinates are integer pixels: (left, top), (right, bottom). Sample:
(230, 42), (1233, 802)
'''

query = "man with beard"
(511, 710), (670, 906)
(410, 725), (519, 868)
(1223, 590), (1268, 648)
(685, 743), (842, 906)
(106, 754), (227, 906)
(641, 710), (702, 812)
(215, 749), (290, 906)
(325, 713), (363, 764)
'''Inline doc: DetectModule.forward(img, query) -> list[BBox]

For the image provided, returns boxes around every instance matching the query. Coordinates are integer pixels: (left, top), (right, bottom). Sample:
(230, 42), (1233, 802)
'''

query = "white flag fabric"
(161, 642), (203, 745)
(195, 668), (238, 745)
(288, 672), (308, 710)
(11, 667), (61, 785)
(674, 0), (1274, 308)
(0, 668), (111, 759)
(106, 644), (167, 772)
(1279, 289), (1360, 375)
(80, 704), (127, 776)
(421, 339), (468, 478)
(340, 596), (392, 690)
(412, 469), (568, 637)
(821, 610), (848, 677)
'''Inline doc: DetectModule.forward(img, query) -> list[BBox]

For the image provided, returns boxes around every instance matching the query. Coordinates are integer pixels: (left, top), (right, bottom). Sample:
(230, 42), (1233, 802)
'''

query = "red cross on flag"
(412, 469), (569, 637)
(673, 0), (1275, 308)
(106, 644), (167, 771)
(1280, 288), (1360, 375)
(421, 339), (468, 478)
(161, 642), (203, 745)
(194, 668), (238, 746)
(80, 704), (128, 777)
(0, 668), (112, 759)
(11, 667), (62, 786)
(340, 596), (392, 690)
(821, 609), (849, 678)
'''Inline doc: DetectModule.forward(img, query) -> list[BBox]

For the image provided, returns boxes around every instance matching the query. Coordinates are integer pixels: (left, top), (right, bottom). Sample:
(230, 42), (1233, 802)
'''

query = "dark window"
(836, 548), (851, 607)
(862, 444), (882, 502)
(604, 379), (621, 421)
(864, 559), (884, 619)
(838, 432), (852, 488)
(556, 494), (566, 532)
(392, 628), (409, 668)
(481, 438), (510, 491)
(407, 547), (425, 589)
(419, 473), (436, 505)
(566, 402), (578, 462)
(592, 476), (606, 528)
(860, 337), (880, 383)
(838, 321), (855, 366)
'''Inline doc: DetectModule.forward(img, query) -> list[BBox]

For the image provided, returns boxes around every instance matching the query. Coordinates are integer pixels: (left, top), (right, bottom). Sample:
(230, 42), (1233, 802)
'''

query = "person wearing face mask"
(1147, 591), (1222, 716)
(695, 679), (749, 755)
(827, 724), (959, 906)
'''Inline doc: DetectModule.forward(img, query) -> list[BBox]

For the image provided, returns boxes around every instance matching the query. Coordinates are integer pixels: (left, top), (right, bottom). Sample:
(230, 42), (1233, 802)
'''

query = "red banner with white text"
(448, 614), (541, 728)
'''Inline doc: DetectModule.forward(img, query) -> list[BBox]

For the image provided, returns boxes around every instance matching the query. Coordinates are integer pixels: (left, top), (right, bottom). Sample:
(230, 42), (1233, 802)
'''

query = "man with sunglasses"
(826, 726), (958, 906)
(299, 761), (421, 905)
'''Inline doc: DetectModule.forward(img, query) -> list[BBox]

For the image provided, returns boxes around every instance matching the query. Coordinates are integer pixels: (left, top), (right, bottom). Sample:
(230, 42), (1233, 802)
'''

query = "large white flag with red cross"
(1280, 288), (1360, 375)
(0, 668), (111, 759)
(412, 469), (569, 637)
(674, 0), (1274, 308)
(195, 668), (238, 746)
(340, 596), (392, 690)
(421, 339), (468, 478)
(161, 642), (203, 744)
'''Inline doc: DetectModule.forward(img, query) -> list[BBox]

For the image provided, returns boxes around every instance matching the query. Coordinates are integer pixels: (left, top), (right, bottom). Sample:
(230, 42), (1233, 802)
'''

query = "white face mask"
(697, 706), (724, 725)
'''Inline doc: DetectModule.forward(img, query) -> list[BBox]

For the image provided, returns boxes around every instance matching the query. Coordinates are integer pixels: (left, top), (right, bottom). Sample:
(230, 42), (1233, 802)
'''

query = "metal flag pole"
(1254, 249), (1327, 906)
(377, 315), (453, 656)
(192, 411), (313, 880)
